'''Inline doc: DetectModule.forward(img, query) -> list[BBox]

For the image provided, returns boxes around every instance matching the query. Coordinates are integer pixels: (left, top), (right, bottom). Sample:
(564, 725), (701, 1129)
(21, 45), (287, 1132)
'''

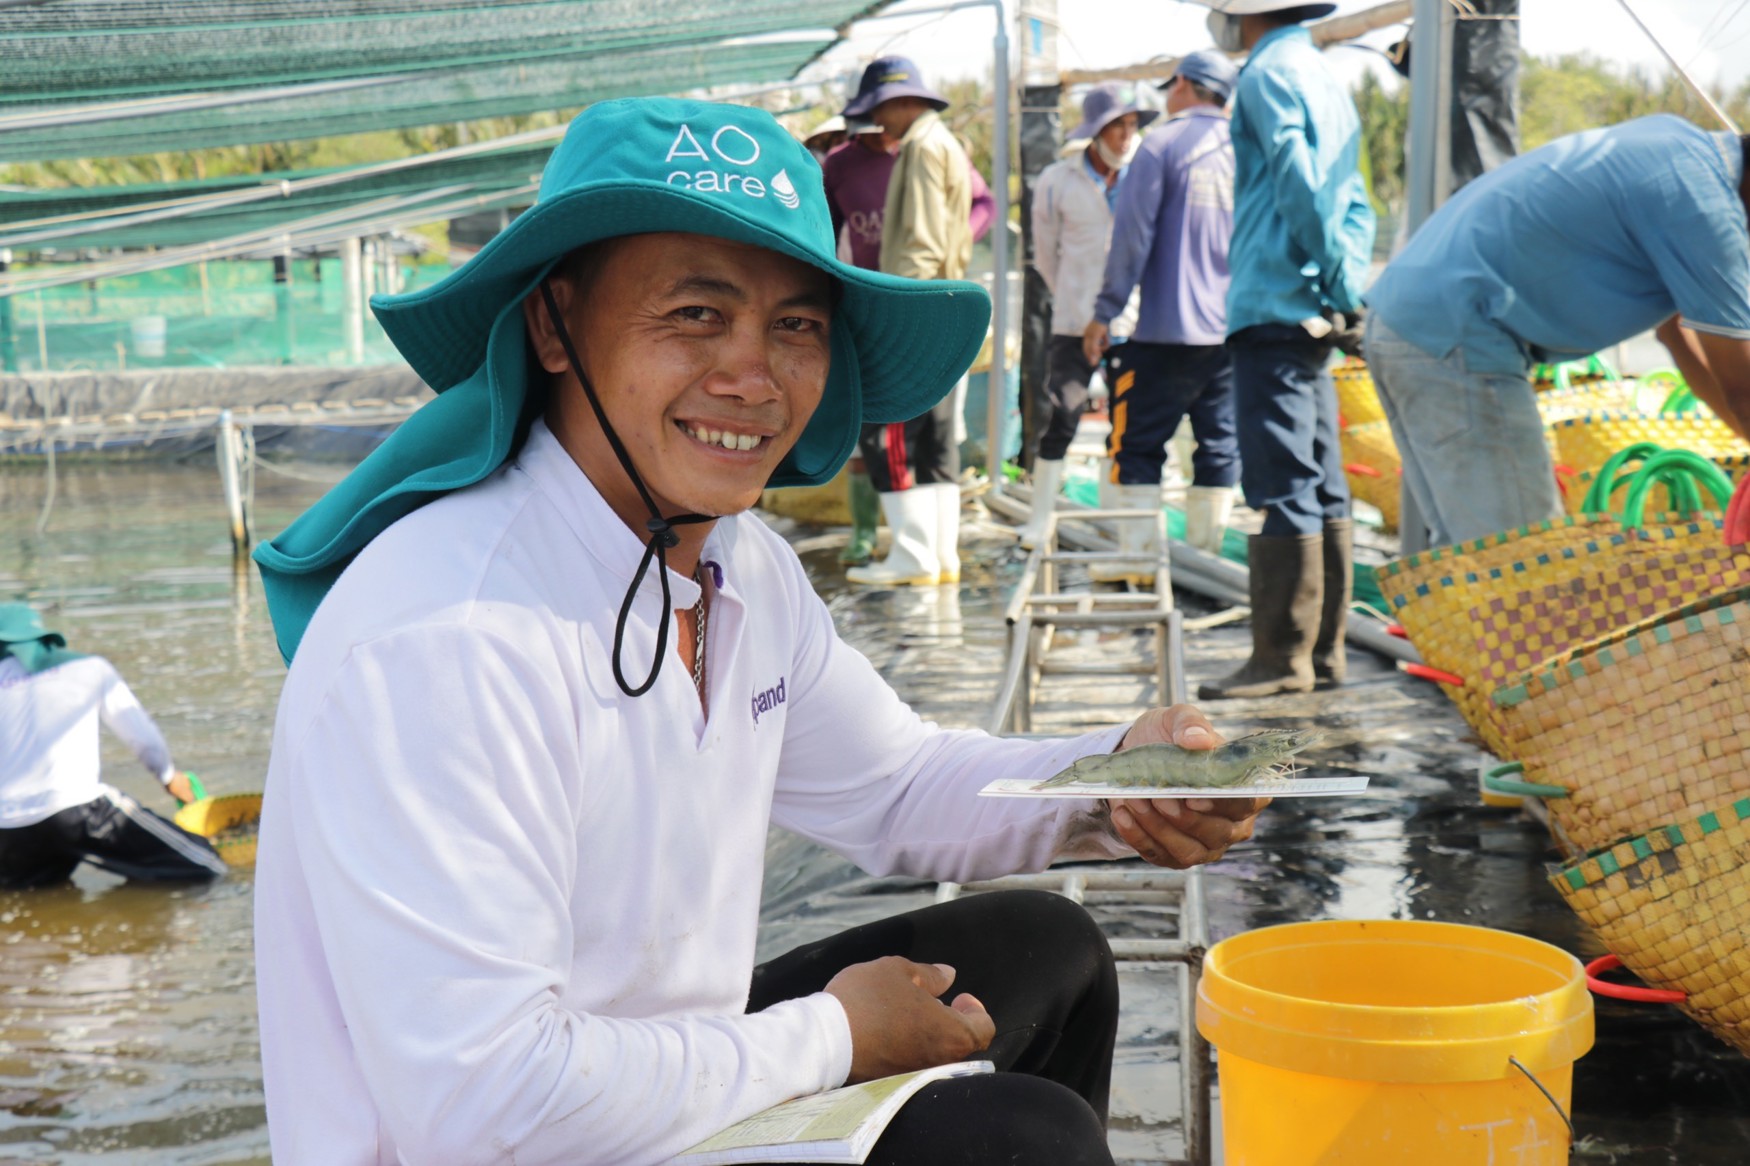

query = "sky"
(808, 0), (1750, 97)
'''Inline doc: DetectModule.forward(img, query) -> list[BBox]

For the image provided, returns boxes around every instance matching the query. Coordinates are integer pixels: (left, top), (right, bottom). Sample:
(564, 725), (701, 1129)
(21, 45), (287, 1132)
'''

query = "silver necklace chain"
(691, 565), (708, 701)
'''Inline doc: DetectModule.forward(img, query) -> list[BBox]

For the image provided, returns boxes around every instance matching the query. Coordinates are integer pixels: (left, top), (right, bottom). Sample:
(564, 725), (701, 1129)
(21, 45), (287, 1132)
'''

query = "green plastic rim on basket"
(1622, 450), (1734, 528)
(1581, 442), (1667, 514)
(1482, 761), (1568, 800)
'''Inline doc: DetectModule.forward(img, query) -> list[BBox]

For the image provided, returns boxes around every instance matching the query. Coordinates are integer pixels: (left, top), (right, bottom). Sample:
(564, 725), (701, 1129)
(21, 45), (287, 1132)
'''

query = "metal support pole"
(216, 409), (252, 552)
(341, 236), (365, 365)
(987, 6), (1012, 493)
(1406, 0), (1454, 234)
(0, 249), (16, 372)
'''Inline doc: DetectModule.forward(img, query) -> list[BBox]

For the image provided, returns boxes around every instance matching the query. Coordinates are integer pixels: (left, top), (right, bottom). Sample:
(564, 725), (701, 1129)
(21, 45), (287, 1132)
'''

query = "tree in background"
(1353, 52), (1750, 221)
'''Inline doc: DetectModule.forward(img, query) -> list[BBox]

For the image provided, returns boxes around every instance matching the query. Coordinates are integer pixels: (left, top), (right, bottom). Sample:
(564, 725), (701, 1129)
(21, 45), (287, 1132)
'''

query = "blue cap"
(1162, 49), (1240, 103)
(1066, 82), (1160, 142)
(842, 56), (949, 119)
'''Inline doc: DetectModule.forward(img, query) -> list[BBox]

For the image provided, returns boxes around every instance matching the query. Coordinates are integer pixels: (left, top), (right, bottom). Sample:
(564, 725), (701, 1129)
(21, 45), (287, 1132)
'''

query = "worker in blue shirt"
(1191, 1), (1376, 701)
(1083, 50), (1241, 563)
(1367, 116), (1750, 552)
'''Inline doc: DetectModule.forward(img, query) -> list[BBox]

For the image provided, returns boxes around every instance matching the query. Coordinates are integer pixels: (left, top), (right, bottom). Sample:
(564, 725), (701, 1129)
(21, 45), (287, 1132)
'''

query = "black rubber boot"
(1197, 532), (1322, 700)
(1312, 518), (1353, 689)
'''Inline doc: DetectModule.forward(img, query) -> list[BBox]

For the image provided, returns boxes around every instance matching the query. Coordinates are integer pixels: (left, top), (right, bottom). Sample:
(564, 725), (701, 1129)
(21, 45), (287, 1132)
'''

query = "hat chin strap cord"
(541, 280), (714, 698)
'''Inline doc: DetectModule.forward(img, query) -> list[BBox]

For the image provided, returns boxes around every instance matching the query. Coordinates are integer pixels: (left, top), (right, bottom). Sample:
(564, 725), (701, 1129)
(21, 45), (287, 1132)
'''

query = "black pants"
(858, 390), (960, 493)
(0, 791), (226, 889)
(748, 889), (1119, 1166)
(1039, 335), (1097, 462)
(1104, 340), (1239, 487)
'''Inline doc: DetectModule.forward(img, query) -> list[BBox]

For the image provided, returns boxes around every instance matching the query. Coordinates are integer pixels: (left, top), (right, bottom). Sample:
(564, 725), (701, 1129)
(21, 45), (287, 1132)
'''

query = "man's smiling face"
(527, 232), (835, 526)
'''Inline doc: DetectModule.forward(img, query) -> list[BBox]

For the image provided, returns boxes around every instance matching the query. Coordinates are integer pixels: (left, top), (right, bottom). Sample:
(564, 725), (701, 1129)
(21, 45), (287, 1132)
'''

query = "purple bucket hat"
(1067, 82), (1160, 143)
(842, 56), (949, 119)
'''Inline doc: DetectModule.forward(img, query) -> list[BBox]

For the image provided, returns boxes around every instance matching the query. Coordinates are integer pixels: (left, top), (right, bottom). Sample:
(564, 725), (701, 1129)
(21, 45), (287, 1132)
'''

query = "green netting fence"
(0, 1), (895, 162)
(0, 258), (449, 372)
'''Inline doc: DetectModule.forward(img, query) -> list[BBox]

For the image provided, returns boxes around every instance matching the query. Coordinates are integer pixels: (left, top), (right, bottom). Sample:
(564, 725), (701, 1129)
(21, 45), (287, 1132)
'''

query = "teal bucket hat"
(0, 603), (82, 675)
(254, 96), (992, 663)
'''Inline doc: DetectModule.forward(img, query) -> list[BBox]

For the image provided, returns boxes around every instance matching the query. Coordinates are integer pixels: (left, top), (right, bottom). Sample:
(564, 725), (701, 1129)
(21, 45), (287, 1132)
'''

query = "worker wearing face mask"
(1023, 82), (1156, 554)
(1189, 1), (1376, 701)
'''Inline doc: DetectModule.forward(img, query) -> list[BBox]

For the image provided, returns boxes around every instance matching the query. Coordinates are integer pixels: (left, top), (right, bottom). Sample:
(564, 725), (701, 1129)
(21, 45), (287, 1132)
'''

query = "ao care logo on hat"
(665, 123), (799, 210)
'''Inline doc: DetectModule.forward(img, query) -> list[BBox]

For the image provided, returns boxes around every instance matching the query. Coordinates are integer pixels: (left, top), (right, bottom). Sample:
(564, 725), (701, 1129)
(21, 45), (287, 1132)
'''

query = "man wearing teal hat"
(251, 97), (1265, 1164)
(0, 604), (224, 888)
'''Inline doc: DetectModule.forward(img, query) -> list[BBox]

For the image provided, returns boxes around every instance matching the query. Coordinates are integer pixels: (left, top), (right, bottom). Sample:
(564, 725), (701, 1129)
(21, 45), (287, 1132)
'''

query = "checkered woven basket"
(1340, 420), (1400, 530)
(1552, 412), (1750, 477)
(1456, 534), (1750, 756)
(1491, 589), (1750, 854)
(1535, 381), (1637, 424)
(1552, 796), (1750, 1055)
(1333, 359), (1385, 428)
(1377, 522), (1715, 745)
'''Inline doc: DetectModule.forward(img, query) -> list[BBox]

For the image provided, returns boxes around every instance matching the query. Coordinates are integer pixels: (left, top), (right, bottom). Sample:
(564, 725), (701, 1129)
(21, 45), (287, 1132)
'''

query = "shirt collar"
(515, 419), (738, 610)
(1243, 22), (1311, 69)
(901, 109), (942, 146)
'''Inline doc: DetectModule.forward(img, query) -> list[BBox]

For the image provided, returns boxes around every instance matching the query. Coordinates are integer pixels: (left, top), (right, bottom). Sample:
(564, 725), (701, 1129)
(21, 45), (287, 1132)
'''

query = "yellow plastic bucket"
(1197, 920), (1593, 1165)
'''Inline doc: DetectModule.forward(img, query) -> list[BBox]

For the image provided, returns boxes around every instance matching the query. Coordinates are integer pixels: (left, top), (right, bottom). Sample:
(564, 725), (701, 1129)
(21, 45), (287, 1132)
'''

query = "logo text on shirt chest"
(750, 676), (787, 724)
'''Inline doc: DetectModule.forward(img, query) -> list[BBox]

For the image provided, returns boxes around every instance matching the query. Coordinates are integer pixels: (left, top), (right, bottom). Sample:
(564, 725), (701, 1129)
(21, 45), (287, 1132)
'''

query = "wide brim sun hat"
(254, 96), (990, 662)
(1185, 0), (1337, 16)
(0, 603), (62, 647)
(842, 56), (950, 119)
(1066, 83), (1161, 143)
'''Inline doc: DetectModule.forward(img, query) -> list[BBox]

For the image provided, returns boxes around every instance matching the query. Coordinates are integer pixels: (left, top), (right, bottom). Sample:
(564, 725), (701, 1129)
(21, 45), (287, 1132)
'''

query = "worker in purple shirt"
(821, 98), (995, 572)
(1084, 50), (1241, 563)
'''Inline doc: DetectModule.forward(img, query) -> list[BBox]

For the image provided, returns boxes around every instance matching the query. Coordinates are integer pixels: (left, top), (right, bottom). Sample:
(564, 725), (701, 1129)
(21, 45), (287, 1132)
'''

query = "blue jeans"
(1228, 324), (1348, 536)
(1364, 316), (1562, 553)
(1103, 341), (1238, 487)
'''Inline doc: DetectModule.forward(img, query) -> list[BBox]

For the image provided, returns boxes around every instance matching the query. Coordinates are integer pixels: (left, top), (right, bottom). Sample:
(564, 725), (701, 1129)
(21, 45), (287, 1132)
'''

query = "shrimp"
(1035, 728), (1323, 790)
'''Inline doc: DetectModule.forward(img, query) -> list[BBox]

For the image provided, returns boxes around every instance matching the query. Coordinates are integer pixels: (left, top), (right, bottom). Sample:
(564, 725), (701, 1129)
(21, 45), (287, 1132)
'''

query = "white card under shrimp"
(979, 729), (1369, 798)
(978, 774), (1372, 799)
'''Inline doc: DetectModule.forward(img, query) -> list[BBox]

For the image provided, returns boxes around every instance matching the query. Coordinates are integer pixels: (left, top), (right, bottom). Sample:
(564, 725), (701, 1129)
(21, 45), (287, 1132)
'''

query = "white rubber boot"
(846, 488), (940, 586)
(932, 482), (962, 584)
(1019, 459), (1065, 549)
(1090, 483), (1163, 585)
(1184, 485), (1236, 556)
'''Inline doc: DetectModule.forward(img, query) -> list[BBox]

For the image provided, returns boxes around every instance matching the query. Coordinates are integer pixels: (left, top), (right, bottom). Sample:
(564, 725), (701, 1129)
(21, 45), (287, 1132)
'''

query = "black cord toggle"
(541, 279), (715, 698)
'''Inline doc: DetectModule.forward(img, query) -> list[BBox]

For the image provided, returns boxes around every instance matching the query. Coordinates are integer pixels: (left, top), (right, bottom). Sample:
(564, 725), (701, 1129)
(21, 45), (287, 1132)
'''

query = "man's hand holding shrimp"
(1108, 705), (1268, 869)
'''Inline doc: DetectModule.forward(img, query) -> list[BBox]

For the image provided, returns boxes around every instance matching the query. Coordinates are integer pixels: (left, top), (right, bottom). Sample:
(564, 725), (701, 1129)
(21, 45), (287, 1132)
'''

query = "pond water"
(1, 457), (1747, 1164)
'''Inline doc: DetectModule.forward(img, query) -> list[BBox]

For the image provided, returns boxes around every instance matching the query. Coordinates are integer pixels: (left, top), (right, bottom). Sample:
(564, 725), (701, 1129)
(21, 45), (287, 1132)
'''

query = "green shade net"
(0, 145), (554, 250)
(0, 1), (885, 102)
(0, 38), (837, 162)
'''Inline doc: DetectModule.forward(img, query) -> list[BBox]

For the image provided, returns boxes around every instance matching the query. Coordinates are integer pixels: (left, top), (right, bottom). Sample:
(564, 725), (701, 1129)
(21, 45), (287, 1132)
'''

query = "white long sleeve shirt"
(0, 654), (175, 828)
(254, 421), (1132, 1166)
(1032, 150), (1141, 338)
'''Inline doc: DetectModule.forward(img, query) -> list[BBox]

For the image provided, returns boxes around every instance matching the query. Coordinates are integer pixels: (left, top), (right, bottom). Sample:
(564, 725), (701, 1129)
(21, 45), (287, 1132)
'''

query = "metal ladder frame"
(960, 505), (1212, 1166)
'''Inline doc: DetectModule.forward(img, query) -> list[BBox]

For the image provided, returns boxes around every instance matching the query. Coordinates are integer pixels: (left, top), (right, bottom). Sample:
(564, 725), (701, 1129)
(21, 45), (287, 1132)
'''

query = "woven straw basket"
(1536, 381), (1636, 425)
(1332, 359), (1385, 428)
(1491, 589), (1750, 854)
(1378, 523), (1713, 719)
(1339, 420), (1400, 530)
(1552, 797), (1750, 1055)
(1552, 412), (1750, 476)
(1459, 534), (1750, 756)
